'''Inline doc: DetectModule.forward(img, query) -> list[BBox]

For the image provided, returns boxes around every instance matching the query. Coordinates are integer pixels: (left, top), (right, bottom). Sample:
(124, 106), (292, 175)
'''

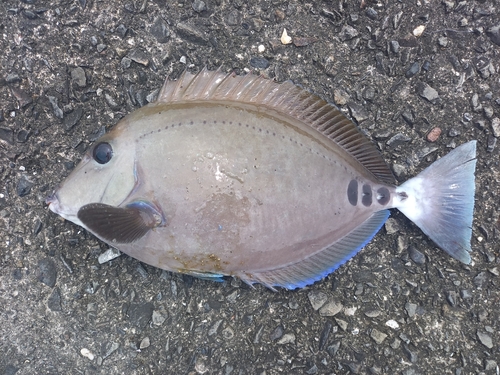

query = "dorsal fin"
(156, 68), (395, 184)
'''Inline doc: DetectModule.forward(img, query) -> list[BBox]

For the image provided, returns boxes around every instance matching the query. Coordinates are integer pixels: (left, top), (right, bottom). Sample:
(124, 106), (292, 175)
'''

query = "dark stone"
(347, 101), (368, 123)
(319, 321), (332, 350)
(365, 8), (378, 20)
(486, 24), (500, 46)
(128, 302), (154, 328)
(0, 127), (14, 144)
(405, 62), (420, 78)
(416, 82), (439, 102)
(48, 96), (64, 119)
(17, 175), (34, 197)
(12, 268), (23, 280)
(226, 10), (240, 26)
(339, 25), (359, 41)
(5, 73), (21, 83)
(408, 246), (425, 264)
(17, 129), (30, 142)
(10, 86), (33, 108)
(390, 40), (400, 53)
(269, 325), (284, 341)
(116, 24), (128, 38)
(37, 258), (57, 288)
(192, 0), (206, 13)
(249, 57), (269, 69)
(176, 22), (208, 44)
(150, 18), (170, 43)
(421, 60), (431, 72)
(128, 49), (150, 66)
(48, 287), (62, 311)
(63, 107), (83, 131)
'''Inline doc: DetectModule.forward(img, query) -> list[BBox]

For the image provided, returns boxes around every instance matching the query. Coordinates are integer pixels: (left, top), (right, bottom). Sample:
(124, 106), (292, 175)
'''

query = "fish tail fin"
(394, 141), (477, 264)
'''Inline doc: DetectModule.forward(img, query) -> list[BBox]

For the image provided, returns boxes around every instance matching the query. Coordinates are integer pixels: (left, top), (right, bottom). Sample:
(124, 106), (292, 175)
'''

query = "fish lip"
(45, 189), (61, 213)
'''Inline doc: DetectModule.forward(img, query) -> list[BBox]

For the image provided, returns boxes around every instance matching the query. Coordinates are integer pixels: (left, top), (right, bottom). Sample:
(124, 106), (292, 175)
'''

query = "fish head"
(47, 121), (138, 227)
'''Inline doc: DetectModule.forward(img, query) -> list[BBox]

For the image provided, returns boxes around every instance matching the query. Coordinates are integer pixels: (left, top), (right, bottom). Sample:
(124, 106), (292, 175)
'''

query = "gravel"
(1, 0), (499, 374)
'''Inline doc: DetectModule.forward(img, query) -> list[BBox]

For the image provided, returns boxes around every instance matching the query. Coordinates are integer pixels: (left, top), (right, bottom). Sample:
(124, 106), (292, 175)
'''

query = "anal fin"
(242, 210), (390, 290)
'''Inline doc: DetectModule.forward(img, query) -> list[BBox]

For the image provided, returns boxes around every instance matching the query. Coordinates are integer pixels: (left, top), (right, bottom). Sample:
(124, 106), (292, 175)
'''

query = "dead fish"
(46, 68), (477, 290)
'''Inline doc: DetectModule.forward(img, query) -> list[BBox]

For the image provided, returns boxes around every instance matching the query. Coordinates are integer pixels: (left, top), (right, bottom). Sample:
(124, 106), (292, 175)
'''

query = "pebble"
(16, 175), (33, 197)
(150, 18), (170, 43)
(71, 67), (86, 88)
(48, 96), (64, 119)
(408, 246), (425, 264)
(426, 127), (442, 142)
(176, 22), (208, 44)
(63, 107), (83, 131)
(102, 342), (119, 359)
(385, 320), (400, 330)
(319, 321), (332, 351)
(249, 57), (269, 69)
(98, 248), (121, 264)
(115, 24), (128, 38)
(413, 25), (425, 37)
(487, 135), (496, 152)
(370, 329), (387, 344)
(308, 290), (328, 310)
(208, 319), (223, 336)
(80, 348), (95, 360)
(10, 86), (32, 108)
(390, 40), (400, 53)
(277, 333), (295, 345)
(192, 0), (206, 12)
(127, 302), (154, 328)
(139, 337), (150, 349)
(384, 218), (400, 234)
(152, 310), (166, 326)
(269, 325), (284, 341)
(476, 331), (493, 349)
(280, 28), (292, 45)
(339, 25), (359, 41)
(319, 299), (342, 317)
(47, 287), (62, 311)
(417, 82), (439, 102)
(486, 23), (500, 46)
(347, 102), (368, 123)
(0, 127), (14, 144)
(491, 118), (500, 137)
(128, 49), (150, 66)
(405, 62), (420, 78)
(226, 10), (240, 26)
(37, 258), (57, 288)
(405, 302), (417, 318)
(386, 133), (411, 147)
(222, 327), (234, 340)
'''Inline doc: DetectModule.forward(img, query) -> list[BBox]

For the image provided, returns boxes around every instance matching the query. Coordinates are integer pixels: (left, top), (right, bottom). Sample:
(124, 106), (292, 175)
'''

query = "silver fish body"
(47, 69), (476, 289)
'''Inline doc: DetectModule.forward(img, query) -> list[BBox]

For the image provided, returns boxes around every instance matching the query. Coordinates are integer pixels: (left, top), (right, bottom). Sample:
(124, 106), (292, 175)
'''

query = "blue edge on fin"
(282, 210), (390, 290)
(247, 210), (390, 290)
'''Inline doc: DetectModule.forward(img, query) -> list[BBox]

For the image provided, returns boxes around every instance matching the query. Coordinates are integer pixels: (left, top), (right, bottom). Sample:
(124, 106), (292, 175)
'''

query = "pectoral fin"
(77, 201), (164, 244)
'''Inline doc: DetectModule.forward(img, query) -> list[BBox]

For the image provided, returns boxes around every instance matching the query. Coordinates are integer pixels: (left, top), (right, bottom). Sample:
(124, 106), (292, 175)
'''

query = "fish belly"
(119, 103), (381, 275)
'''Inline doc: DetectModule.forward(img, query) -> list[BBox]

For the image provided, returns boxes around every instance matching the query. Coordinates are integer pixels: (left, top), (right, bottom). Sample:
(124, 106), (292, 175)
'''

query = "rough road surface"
(1, 1), (499, 374)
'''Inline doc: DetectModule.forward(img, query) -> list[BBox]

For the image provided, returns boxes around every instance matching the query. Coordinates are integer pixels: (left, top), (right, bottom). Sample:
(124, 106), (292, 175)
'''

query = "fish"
(46, 68), (477, 290)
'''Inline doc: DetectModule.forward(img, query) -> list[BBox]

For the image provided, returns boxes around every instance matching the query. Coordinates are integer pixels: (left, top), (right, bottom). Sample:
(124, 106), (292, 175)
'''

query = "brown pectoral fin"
(77, 201), (164, 244)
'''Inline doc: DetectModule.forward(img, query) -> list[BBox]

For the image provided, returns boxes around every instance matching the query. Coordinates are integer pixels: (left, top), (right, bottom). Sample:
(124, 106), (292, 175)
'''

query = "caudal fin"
(393, 141), (476, 264)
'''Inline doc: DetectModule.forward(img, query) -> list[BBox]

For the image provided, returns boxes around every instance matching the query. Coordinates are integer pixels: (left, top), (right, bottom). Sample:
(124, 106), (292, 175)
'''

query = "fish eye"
(93, 142), (113, 164)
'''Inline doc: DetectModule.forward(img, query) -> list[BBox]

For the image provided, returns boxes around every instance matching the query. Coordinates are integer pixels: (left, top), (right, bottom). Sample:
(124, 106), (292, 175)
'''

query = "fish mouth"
(45, 189), (62, 214)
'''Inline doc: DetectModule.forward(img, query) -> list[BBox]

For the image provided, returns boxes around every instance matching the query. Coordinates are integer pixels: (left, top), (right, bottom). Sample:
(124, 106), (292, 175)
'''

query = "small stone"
(80, 348), (94, 360)
(98, 248), (121, 264)
(121, 57), (132, 69)
(176, 22), (207, 44)
(417, 82), (439, 102)
(38, 258), (58, 287)
(10, 86), (32, 108)
(115, 24), (128, 38)
(486, 23), (500, 46)
(402, 343), (418, 363)
(491, 118), (500, 137)
(370, 329), (388, 344)
(208, 319), (223, 336)
(17, 175), (33, 197)
(390, 40), (400, 53)
(405, 302), (417, 318)
(5, 73), (21, 83)
(47, 287), (62, 311)
(102, 342), (119, 359)
(222, 327), (234, 340)
(128, 302), (154, 328)
(226, 9), (240, 26)
(192, 0), (206, 13)
(319, 299), (342, 317)
(308, 290), (328, 310)
(139, 337), (150, 349)
(437, 36), (449, 47)
(152, 310), (166, 326)
(280, 28), (292, 44)
(365, 7), (378, 20)
(17, 129), (30, 143)
(249, 57), (269, 69)
(150, 18), (170, 43)
(128, 49), (150, 66)
(487, 135), (496, 152)
(347, 102), (368, 123)
(385, 320), (400, 330)
(277, 333), (295, 345)
(408, 246), (425, 264)
(484, 359), (497, 371)
(71, 67), (86, 88)
(339, 25), (359, 41)
(269, 325), (284, 341)
(0, 127), (14, 144)
(385, 218), (400, 234)
(426, 127), (442, 142)
(96, 44), (107, 52)
(405, 62), (420, 78)
(48, 96), (64, 119)
(386, 133), (411, 147)
(413, 25), (426, 37)
(477, 331), (493, 349)
(63, 107), (83, 131)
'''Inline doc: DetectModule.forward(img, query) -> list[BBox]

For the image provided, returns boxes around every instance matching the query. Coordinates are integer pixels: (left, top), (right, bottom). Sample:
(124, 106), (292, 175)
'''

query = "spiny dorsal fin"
(156, 68), (395, 184)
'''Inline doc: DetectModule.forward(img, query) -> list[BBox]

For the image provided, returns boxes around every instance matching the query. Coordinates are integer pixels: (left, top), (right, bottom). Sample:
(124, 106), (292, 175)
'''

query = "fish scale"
(47, 68), (476, 290)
